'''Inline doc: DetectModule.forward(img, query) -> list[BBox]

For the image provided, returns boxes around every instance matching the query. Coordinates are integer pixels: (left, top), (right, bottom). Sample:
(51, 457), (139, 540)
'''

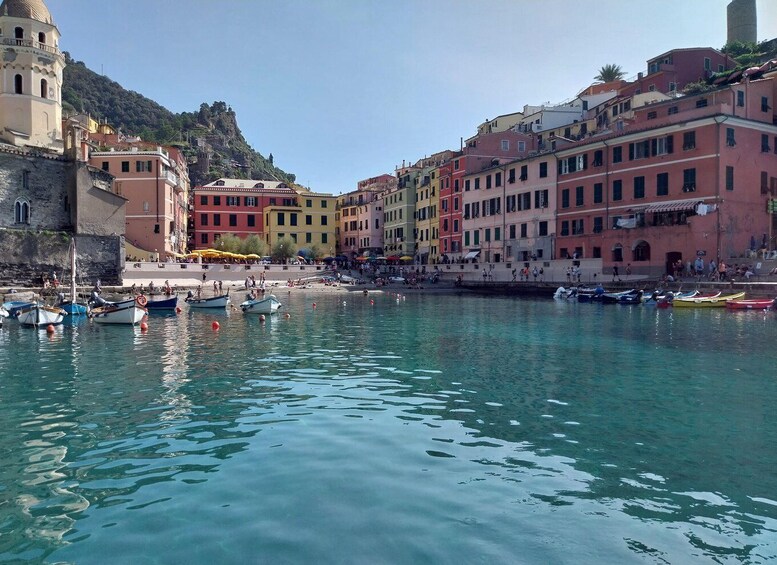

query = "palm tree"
(594, 64), (626, 84)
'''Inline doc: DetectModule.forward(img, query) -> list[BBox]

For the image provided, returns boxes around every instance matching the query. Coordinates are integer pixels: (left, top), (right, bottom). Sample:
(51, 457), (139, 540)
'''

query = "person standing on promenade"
(482, 269), (487, 282)
(718, 261), (728, 281)
(612, 265), (620, 282)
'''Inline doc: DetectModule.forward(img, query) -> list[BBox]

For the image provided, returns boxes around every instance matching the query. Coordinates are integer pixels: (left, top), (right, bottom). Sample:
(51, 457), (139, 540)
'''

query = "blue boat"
(60, 301), (88, 316)
(2, 300), (35, 317)
(146, 295), (178, 310)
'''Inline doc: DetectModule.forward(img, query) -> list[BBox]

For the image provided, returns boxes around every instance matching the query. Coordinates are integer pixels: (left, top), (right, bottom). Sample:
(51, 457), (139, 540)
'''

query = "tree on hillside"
(594, 64), (626, 84)
(721, 40), (764, 68)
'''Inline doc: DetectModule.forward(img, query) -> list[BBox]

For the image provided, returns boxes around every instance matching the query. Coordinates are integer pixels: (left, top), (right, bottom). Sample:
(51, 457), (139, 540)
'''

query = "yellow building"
(263, 189), (337, 257)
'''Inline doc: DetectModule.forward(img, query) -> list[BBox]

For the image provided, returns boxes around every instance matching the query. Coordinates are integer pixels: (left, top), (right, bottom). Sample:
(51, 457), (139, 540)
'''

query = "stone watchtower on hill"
(0, 0), (127, 287)
(0, 0), (64, 152)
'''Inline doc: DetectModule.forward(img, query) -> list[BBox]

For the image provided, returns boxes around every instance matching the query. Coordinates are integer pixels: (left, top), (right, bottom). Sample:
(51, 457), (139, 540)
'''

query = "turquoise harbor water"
(1, 292), (776, 564)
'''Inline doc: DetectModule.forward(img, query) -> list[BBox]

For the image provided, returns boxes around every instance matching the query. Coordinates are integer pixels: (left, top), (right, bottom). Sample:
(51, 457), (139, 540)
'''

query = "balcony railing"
(2, 38), (62, 57)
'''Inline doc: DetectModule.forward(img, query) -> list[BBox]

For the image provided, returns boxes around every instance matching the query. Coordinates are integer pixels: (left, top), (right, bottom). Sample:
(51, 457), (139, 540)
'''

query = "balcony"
(2, 38), (63, 59)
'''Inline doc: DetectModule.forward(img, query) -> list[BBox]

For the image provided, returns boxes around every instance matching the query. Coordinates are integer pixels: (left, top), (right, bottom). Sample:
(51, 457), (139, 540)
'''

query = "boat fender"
(136, 295), (148, 307)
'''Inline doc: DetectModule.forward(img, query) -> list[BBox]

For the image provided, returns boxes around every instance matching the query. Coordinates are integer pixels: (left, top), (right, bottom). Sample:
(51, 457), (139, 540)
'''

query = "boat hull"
(61, 301), (88, 316)
(672, 292), (746, 308)
(91, 304), (147, 325)
(17, 305), (67, 327)
(240, 295), (282, 314)
(725, 298), (776, 310)
(3, 301), (35, 317)
(186, 295), (230, 309)
(146, 295), (178, 310)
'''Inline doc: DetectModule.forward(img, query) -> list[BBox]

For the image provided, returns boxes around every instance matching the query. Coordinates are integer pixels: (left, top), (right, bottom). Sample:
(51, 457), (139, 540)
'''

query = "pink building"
(89, 141), (189, 260)
(338, 174), (395, 257)
(553, 73), (777, 276)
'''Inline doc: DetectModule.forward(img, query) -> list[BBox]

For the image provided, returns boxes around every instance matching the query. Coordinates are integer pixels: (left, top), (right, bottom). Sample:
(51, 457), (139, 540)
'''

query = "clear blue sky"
(46, 0), (777, 195)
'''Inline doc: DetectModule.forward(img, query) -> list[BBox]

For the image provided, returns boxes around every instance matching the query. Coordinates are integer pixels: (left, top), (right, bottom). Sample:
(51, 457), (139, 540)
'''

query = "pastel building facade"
(89, 143), (190, 260)
(337, 174), (393, 258)
(554, 74), (777, 276)
(193, 178), (336, 256)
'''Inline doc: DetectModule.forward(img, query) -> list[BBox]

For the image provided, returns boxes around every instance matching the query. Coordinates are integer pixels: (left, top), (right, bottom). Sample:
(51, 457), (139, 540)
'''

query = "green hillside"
(61, 53), (295, 187)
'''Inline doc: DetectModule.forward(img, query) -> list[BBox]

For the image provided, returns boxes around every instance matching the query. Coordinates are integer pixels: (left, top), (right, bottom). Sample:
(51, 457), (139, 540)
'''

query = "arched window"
(14, 199), (30, 224)
(612, 243), (624, 263)
(14, 27), (23, 40)
(38, 31), (45, 44)
(14, 74), (22, 94)
(632, 240), (651, 262)
(40, 79), (47, 98)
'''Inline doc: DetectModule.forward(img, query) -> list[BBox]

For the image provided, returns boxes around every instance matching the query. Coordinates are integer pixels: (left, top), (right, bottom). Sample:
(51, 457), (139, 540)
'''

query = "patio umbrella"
(399, 255), (413, 261)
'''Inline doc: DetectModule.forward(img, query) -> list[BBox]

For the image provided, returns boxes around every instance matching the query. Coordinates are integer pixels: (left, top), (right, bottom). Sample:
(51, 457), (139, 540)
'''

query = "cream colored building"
(0, 0), (64, 152)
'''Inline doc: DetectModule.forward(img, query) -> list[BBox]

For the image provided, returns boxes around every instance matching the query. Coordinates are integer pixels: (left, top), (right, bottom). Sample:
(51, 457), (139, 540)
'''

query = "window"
(696, 98), (708, 108)
(669, 82), (677, 92)
(520, 165), (528, 181)
(594, 183), (603, 204)
(560, 221), (569, 236)
(520, 223), (528, 238)
(762, 134), (770, 153)
(290, 213), (298, 226)
(321, 200), (328, 208)
(228, 214), (236, 227)
(612, 146), (622, 163)
(539, 221), (548, 236)
(657, 172), (669, 196)
(634, 176), (645, 199)
(321, 233), (328, 244)
(668, 106), (679, 115)
(277, 212), (285, 226)
(454, 159), (460, 171)
(539, 162), (548, 178)
(14, 74), (22, 94)
(485, 228), (491, 242)
(762, 96), (770, 112)
(474, 178), (480, 190)
(40, 78), (47, 98)
(14, 198), (30, 224)
(704, 57), (711, 70)
(593, 149), (603, 167)
(213, 213), (221, 226)
(101, 161), (109, 171)
(575, 186), (584, 206)
(726, 128), (735, 147)
(214, 196), (221, 206)
(136, 160), (152, 172)
(245, 196), (257, 207)
(305, 214), (312, 225)
(321, 216), (328, 226)
(629, 140), (650, 160)
(534, 190), (548, 209)
(121, 161), (130, 173)
(495, 227), (501, 241)
(200, 213), (208, 226)
(454, 179), (460, 191)
(464, 179), (470, 191)
(593, 217), (603, 233)
(682, 168), (696, 192)
(653, 136), (673, 156)
(725, 166), (734, 191)
(572, 219), (584, 235)
(683, 131), (696, 150)
(737, 91), (745, 107)
(612, 180), (623, 201)
(495, 172), (502, 187)
(647, 111), (657, 120)
(201, 233), (208, 244)
(501, 140), (509, 151)
(226, 196), (239, 206)
(247, 215), (255, 227)
(486, 175), (492, 189)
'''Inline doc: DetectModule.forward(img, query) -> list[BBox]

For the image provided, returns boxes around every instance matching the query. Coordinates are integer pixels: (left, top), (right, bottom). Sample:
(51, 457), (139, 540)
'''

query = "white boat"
(17, 304), (68, 327)
(185, 294), (230, 309)
(240, 294), (282, 315)
(90, 301), (147, 325)
(0, 306), (8, 327)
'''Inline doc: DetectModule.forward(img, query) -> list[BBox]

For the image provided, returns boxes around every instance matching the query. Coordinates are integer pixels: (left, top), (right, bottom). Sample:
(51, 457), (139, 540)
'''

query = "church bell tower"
(0, 0), (64, 153)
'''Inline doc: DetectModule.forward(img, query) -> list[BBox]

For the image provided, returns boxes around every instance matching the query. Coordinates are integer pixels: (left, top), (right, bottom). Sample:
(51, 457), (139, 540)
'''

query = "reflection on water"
(0, 293), (776, 563)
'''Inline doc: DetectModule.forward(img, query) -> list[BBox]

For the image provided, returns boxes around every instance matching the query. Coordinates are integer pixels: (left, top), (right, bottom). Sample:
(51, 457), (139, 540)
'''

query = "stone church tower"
(0, 0), (64, 152)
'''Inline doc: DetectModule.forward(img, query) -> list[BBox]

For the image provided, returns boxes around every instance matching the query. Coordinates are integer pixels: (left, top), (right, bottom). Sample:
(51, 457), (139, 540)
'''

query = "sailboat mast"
(70, 238), (77, 302)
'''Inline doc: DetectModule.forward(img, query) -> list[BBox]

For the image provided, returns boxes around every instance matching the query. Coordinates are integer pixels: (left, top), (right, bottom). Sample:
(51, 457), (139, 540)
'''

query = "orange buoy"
(312, 303), (317, 309)
(284, 313), (291, 319)
(212, 321), (220, 330)
(140, 322), (148, 331)
(175, 306), (182, 314)
(259, 314), (266, 322)
(370, 299), (374, 305)
(46, 324), (55, 334)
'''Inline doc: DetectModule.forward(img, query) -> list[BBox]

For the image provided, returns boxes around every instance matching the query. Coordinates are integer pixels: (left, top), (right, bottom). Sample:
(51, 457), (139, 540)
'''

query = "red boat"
(725, 298), (776, 310)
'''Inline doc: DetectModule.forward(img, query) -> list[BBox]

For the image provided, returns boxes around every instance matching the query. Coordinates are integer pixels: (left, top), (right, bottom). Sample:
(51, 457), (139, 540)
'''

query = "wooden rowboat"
(725, 298), (776, 310)
(672, 291), (746, 308)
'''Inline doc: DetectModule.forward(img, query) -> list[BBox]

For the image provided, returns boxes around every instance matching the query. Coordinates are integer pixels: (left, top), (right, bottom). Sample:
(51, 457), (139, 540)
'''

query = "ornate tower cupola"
(0, 0), (64, 153)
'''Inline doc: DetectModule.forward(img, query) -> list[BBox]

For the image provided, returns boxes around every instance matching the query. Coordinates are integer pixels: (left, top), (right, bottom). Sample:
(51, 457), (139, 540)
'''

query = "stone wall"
(0, 229), (122, 287)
